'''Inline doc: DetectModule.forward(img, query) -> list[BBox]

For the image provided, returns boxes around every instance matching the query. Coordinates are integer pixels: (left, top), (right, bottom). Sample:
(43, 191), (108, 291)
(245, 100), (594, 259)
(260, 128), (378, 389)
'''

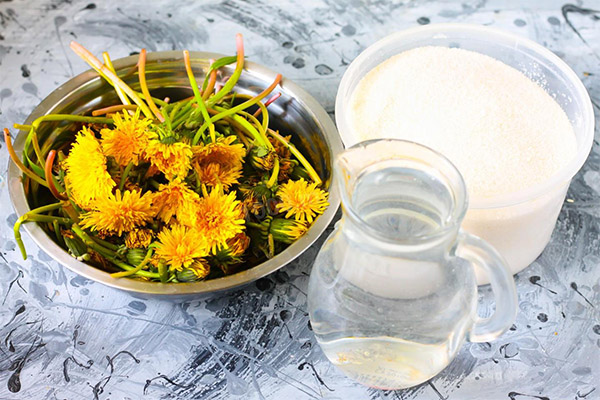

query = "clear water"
(352, 166), (454, 240)
(314, 166), (457, 389)
(319, 336), (450, 390)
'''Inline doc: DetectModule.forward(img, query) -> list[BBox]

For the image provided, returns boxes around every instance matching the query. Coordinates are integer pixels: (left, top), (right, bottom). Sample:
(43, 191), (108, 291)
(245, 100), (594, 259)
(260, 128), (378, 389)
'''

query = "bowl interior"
(9, 51), (342, 296)
(335, 24), (594, 209)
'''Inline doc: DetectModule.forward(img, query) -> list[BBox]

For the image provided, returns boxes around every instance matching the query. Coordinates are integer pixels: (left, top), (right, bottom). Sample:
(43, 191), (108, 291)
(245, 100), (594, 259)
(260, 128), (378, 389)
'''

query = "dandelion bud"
(227, 233), (251, 258)
(64, 235), (88, 258)
(176, 268), (200, 282)
(249, 146), (275, 171)
(126, 248), (146, 266)
(269, 218), (308, 244)
(291, 165), (311, 181)
(188, 259), (210, 280)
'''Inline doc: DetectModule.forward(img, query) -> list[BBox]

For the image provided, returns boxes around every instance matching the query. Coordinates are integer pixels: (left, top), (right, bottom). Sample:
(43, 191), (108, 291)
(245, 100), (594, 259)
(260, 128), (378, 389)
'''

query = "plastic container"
(335, 24), (595, 283)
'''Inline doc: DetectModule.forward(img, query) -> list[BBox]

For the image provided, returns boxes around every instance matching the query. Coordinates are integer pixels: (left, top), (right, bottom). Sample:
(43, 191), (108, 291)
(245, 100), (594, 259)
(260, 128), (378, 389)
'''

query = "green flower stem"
(230, 114), (270, 148)
(22, 138), (46, 178)
(253, 93), (281, 118)
(185, 50), (216, 144)
(219, 114), (261, 146)
(201, 55), (237, 91)
(13, 203), (67, 259)
(70, 41), (154, 119)
(161, 108), (172, 130)
(138, 49), (164, 122)
(45, 150), (67, 200)
(20, 203), (62, 216)
(254, 101), (269, 133)
(267, 129), (322, 185)
(202, 63), (218, 100)
(25, 215), (71, 224)
(91, 104), (138, 116)
(13, 223), (27, 260)
(60, 172), (83, 220)
(3, 128), (49, 188)
(31, 114), (114, 130)
(267, 233), (275, 259)
(207, 34), (245, 107)
(267, 157), (280, 188)
(203, 74), (281, 131)
(119, 161), (134, 192)
(143, 94), (169, 108)
(30, 132), (44, 167)
(109, 258), (160, 279)
(71, 224), (119, 259)
(158, 260), (168, 283)
(148, 179), (161, 190)
(168, 101), (183, 122)
(90, 235), (119, 251)
(13, 123), (32, 130)
(238, 110), (267, 140)
(232, 125), (251, 147)
(133, 92), (169, 108)
(246, 222), (264, 230)
(172, 101), (195, 129)
(210, 106), (272, 150)
(52, 219), (65, 246)
(102, 52), (131, 106)
(111, 248), (153, 278)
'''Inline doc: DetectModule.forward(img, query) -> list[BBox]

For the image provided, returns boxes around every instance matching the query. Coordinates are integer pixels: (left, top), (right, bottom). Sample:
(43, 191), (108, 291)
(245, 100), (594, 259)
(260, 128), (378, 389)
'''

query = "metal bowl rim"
(7, 50), (342, 296)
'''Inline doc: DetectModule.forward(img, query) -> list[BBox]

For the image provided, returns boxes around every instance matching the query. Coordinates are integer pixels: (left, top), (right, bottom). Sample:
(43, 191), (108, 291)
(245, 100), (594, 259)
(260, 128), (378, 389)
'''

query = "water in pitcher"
(311, 163), (459, 389)
(308, 140), (517, 390)
(351, 165), (451, 240)
(319, 336), (450, 390)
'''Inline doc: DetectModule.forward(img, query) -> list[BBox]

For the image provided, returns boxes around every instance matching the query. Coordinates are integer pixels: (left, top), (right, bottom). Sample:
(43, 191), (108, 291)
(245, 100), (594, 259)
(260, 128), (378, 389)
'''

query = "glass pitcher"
(307, 139), (517, 390)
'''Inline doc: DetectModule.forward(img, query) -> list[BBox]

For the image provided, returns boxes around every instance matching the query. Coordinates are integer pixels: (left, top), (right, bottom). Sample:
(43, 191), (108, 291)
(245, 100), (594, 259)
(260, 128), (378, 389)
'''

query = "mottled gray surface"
(0, 0), (599, 399)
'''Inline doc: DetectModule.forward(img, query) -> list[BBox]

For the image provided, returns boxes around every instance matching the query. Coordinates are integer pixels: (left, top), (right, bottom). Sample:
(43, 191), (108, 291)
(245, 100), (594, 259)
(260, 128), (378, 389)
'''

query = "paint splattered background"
(0, 0), (599, 398)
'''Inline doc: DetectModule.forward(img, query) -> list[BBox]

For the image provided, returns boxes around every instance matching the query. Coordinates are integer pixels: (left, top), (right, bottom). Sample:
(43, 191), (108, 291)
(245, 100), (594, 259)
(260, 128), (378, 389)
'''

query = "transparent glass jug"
(307, 139), (517, 390)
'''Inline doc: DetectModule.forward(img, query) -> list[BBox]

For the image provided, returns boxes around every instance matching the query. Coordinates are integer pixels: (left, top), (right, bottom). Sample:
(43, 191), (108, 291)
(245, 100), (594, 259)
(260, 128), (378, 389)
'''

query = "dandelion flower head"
(276, 178), (329, 223)
(64, 126), (115, 209)
(100, 109), (152, 166)
(155, 224), (209, 271)
(80, 189), (155, 236)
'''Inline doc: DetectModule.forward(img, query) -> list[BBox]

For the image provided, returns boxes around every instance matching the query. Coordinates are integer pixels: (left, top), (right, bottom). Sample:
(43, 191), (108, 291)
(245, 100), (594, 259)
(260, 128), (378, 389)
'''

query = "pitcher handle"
(456, 231), (518, 343)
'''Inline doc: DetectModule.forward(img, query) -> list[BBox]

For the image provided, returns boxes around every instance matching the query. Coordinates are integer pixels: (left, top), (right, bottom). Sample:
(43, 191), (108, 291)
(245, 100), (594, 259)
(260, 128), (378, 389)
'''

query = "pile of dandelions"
(4, 34), (328, 282)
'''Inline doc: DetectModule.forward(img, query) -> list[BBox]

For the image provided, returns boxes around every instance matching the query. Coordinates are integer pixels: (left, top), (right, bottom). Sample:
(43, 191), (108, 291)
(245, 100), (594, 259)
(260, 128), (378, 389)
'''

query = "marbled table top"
(0, 0), (599, 399)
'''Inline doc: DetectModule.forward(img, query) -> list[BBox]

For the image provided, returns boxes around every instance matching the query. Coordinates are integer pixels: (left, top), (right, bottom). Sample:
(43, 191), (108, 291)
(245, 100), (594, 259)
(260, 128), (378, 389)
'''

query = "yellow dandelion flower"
(191, 188), (245, 254)
(188, 258), (210, 279)
(193, 135), (245, 166)
(194, 163), (243, 190)
(152, 179), (201, 224)
(225, 232), (250, 258)
(276, 179), (329, 223)
(64, 126), (116, 209)
(125, 228), (153, 249)
(192, 136), (246, 189)
(145, 138), (192, 179)
(100, 109), (152, 166)
(80, 189), (155, 236)
(155, 224), (208, 271)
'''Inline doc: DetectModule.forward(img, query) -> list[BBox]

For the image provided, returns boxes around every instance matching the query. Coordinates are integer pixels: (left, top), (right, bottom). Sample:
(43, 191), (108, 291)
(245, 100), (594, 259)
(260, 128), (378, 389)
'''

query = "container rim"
(335, 23), (595, 210)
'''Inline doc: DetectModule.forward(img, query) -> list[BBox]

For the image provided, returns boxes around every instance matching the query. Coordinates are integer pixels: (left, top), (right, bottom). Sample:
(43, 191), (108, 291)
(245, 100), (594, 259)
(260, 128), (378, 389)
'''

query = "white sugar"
(349, 46), (577, 199)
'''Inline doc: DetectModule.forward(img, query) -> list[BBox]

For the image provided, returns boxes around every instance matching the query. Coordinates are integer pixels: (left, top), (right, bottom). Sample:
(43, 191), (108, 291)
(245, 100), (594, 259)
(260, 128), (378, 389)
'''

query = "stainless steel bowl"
(8, 51), (342, 296)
